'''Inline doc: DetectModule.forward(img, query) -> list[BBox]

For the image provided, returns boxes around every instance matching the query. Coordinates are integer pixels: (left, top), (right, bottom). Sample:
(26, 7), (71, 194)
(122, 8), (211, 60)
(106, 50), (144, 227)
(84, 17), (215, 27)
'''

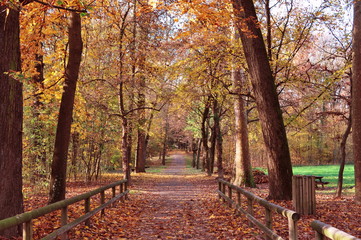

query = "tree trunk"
(352, 0), (361, 203)
(135, 0), (151, 173)
(161, 132), (167, 165)
(126, 121), (134, 176)
(209, 117), (217, 175)
(119, 77), (131, 182)
(95, 141), (104, 181)
(49, 13), (83, 203)
(232, 68), (255, 187)
(135, 89), (146, 172)
(265, 0), (272, 61)
(117, 4), (132, 183)
(0, 6), (24, 237)
(70, 131), (79, 181)
(192, 138), (197, 168)
(136, 126), (147, 172)
(336, 114), (352, 198)
(30, 51), (47, 183)
(213, 99), (224, 178)
(121, 117), (131, 181)
(196, 138), (202, 169)
(144, 111), (155, 156)
(232, 0), (293, 200)
(201, 98), (211, 175)
(161, 111), (169, 165)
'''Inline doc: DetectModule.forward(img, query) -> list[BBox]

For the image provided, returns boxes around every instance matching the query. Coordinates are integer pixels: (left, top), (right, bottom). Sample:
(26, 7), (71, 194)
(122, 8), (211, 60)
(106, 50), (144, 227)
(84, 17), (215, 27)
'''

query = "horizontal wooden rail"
(0, 179), (128, 239)
(217, 179), (300, 240)
(311, 220), (360, 240)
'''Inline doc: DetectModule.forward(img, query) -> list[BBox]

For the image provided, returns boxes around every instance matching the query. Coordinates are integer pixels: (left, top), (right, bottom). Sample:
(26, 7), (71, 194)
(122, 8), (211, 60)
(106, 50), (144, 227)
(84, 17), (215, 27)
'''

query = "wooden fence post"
(120, 183), (124, 202)
(124, 182), (129, 200)
(23, 220), (33, 240)
(228, 185), (232, 207)
(112, 186), (116, 198)
(60, 206), (68, 240)
(85, 197), (90, 226)
(237, 192), (241, 205)
(247, 198), (254, 227)
(288, 216), (298, 240)
(100, 191), (105, 216)
(221, 183), (226, 203)
(112, 186), (116, 207)
(315, 231), (325, 240)
(265, 208), (272, 240)
(218, 181), (222, 200)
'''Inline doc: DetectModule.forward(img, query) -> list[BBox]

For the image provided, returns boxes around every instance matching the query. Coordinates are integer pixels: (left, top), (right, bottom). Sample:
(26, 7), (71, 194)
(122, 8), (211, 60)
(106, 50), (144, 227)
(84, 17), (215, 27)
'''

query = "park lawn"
(292, 164), (355, 188)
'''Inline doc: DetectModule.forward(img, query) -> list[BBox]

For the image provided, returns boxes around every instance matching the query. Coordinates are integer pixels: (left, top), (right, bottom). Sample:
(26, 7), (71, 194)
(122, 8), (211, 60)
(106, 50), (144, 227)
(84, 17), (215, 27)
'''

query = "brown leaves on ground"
(93, 174), (263, 240)
(252, 169), (268, 184)
(6, 154), (361, 239)
(244, 184), (361, 239)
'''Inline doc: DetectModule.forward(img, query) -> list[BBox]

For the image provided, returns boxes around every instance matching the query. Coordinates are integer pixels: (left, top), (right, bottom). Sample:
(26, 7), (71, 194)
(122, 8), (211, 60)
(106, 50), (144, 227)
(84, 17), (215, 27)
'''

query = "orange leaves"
(20, 155), (361, 240)
(175, 0), (233, 28)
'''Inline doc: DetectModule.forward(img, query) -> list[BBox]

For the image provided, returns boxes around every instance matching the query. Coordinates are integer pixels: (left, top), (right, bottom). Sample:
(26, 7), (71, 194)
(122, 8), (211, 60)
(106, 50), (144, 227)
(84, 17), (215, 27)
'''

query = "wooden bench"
(314, 176), (329, 189)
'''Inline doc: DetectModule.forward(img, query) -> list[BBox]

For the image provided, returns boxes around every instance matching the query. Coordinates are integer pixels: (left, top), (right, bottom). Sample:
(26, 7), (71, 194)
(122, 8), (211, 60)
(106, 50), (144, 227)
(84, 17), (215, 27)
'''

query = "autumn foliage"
(1, 154), (359, 239)
(1, 0), (361, 238)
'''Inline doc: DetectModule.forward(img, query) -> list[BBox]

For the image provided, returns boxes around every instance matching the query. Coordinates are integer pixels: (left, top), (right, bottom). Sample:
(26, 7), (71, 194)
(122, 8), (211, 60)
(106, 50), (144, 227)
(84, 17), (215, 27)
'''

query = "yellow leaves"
(149, 0), (158, 9)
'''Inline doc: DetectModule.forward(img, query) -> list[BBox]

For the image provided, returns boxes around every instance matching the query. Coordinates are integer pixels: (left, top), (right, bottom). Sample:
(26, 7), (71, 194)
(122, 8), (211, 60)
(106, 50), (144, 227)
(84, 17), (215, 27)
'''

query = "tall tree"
(231, 0), (293, 200)
(201, 97), (211, 174)
(161, 106), (169, 166)
(352, 0), (361, 203)
(212, 98), (224, 178)
(232, 68), (255, 187)
(0, 3), (24, 237)
(135, 0), (157, 173)
(49, 12), (83, 203)
(336, 111), (352, 198)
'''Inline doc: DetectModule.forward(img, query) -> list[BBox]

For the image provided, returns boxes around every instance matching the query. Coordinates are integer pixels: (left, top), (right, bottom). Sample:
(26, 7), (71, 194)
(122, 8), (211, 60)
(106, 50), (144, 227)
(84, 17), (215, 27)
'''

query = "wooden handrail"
(0, 179), (128, 239)
(311, 220), (360, 240)
(217, 179), (300, 240)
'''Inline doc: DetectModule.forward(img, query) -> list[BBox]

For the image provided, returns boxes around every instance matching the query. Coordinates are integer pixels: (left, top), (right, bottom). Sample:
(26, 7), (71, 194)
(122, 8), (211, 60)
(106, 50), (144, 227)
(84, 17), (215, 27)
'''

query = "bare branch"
(285, 83), (332, 127)
(33, 0), (87, 12)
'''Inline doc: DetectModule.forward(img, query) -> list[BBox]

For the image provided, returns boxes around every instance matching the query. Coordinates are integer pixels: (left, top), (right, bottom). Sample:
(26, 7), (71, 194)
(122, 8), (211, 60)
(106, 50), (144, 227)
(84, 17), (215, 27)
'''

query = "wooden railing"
(311, 220), (360, 240)
(217, 179), (300, 240)
(0, 179), (128, 240)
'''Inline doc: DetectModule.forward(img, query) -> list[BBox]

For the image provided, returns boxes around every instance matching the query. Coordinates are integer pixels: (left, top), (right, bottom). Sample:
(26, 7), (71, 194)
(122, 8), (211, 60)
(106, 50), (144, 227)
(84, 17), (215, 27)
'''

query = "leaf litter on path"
(9, 153), (361, 239)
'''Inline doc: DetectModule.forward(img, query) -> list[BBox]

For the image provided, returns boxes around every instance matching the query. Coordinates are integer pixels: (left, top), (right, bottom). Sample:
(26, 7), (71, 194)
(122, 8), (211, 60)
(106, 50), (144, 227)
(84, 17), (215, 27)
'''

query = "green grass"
(184, 154), (203, 174)
(184, 155), (193, 168)
(146, 165), (167, 173)
(292, 164), (355, 188)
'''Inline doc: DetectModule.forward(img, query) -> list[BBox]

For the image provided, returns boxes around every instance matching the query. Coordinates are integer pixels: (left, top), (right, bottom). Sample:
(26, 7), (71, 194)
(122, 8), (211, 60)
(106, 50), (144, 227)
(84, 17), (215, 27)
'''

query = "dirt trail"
(75, 154), (262, 239)
(131, 154), (217, 239)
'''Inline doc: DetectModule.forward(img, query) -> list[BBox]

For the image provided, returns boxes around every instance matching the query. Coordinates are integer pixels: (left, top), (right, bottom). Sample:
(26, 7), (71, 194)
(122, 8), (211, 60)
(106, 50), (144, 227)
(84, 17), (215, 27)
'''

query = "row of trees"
(0, 0), (175, 237)
(1, 0), (361, 237)
(173, 0), (357, 200)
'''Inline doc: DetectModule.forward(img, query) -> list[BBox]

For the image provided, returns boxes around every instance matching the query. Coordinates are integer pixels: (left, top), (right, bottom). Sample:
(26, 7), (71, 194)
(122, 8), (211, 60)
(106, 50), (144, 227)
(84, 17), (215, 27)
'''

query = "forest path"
(74, 153), (262, 239)
(125, 154), (219, 239)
